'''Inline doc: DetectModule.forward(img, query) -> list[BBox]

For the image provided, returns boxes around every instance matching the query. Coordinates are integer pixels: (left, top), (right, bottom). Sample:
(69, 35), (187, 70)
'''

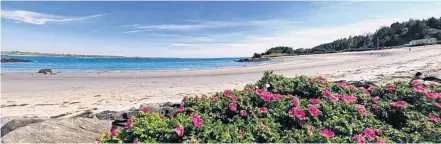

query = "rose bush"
(99, 71), (441, 143)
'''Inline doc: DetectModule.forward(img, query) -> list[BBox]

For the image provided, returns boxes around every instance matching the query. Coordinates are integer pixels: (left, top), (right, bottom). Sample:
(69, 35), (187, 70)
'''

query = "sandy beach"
(1, 45), (441, 118)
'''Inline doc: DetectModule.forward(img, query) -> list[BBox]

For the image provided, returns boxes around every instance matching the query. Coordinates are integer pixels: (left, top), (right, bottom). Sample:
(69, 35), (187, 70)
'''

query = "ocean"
(1, 55), (272, 72)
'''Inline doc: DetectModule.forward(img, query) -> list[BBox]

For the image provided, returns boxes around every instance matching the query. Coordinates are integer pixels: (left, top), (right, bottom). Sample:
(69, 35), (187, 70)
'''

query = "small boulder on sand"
(37, 69), (52, 74)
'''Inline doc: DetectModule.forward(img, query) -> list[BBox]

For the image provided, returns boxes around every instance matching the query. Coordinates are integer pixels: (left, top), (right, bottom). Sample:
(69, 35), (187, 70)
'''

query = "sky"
(2, 1), (441, 58)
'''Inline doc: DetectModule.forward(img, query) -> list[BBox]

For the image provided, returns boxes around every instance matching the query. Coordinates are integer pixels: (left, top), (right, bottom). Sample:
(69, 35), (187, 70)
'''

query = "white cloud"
(124, 19), (303, 33)
(1, 10), (102, 25)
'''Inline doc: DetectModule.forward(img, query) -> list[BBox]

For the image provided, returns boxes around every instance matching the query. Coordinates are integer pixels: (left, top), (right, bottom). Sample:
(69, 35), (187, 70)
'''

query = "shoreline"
(0, 59), (279, 73)
(1, 45), (441, 118)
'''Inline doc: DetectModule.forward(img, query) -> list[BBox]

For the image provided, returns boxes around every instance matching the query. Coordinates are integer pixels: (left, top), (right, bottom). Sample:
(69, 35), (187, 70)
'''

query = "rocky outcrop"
(235, 57), (270, 62)
(86, 102), (180, 120)
(1, 58), (33, 63)
(0, 102), (179, 143)
(1, 118), (45, 137)
(37, 69), (53, 74)
(1, 118), (110, 143)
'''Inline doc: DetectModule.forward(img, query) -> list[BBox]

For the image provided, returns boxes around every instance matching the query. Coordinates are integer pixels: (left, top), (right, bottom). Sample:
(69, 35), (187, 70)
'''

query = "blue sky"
(2, 1), (441, 58)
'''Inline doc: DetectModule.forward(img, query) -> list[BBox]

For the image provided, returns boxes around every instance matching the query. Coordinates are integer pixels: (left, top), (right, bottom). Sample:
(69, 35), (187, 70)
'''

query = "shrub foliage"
(99, 71), (441, 143)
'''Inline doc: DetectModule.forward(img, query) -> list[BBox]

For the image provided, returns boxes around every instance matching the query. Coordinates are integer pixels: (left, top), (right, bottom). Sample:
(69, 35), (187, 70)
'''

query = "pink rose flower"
(259, 124), (266, 129)
(290, 97), (300, 107)
(384, 84), (395, 91)
(244, 90), (249, 95)
(183, 96), (189, 101)
(436, 103), (441, 109)
(141, 107), (149, 113)
(261, 92), (272, 102)
(211, 96), (217, 101)
(412, 80), (422, 86)
(256, 89), (265, 96)
(309, 98), (321, 104)
(367, 86), (375, 92)
(330, 94), (340, 103)
(413, 86), (427, 93)
(279, 86), (284, 91)
(239, 129), (245, 137)
(429, 114), (440, 122)
(224, 89), (231, 98)
(354, 134), (366, 143)
(272, 94), (282, 100)
(175, 126), (184, 136)
(110, 129), (118, 137)
(322, 89), (331, 98)
(372, 104), (378, 111)
(240, 110), (247, 116)
(125, 119), (133, 128)
(231, 95), (237, 101)
(319, 129), (335, 139)
(259, 107), (268, 113)
(356, 104), (367, 117)
(194, 96), (199, 101)
(425, 92), (437, 99)
(308, 106), (320, 117)
(288, 108), (305, 118)
(229, 103), (237, 111)
(390, 101), (407, 108)
(179, 105), (185, 112)
(341, 95), (357, 104)
(307, 125), (313, 134)
(190, 115), (203, 128)
(376, 140), (385, 144)
(364, 128), (376, 140)
(372, 96), (380, 102)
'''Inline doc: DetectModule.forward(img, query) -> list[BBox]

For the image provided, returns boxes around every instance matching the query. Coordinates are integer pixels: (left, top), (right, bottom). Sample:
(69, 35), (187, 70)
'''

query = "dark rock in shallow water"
(235, 57), (270, 62)
(37, 69), (52, 74)
(1, 58), (33, 63)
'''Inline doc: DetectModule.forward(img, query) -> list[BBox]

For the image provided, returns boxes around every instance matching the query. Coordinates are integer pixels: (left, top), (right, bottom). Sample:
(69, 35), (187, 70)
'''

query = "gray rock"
(92, 102), (180, 120)
(1, 118), (45, 137)
(1, 118), (110, 143)
(37, 69), (52, 74)
(1, 58), (33, 63)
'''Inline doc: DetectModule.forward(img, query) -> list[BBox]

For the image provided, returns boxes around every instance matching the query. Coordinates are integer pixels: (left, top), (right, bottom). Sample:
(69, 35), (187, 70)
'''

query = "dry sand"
(1, 45), (441, 118)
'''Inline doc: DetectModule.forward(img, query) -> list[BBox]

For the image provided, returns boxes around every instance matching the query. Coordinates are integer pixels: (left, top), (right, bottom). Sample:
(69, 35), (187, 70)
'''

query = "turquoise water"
(1, 56), (272, 72)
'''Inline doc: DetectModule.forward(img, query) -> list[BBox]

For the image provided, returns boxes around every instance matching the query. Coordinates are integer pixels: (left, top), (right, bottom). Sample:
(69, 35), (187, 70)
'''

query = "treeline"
(255, 17), (441, 57)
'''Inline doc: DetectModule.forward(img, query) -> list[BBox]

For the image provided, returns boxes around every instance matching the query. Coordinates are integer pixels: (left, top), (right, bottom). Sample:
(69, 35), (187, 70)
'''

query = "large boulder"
(1, 118), (111, 143)
(1, 118), (45, 137)
(1, 58), (33, 63)
(37, 69), (53, 74)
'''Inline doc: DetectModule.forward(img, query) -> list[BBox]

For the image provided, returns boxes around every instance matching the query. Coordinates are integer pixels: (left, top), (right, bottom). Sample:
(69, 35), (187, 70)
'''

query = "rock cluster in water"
(1, 58), (33, 63)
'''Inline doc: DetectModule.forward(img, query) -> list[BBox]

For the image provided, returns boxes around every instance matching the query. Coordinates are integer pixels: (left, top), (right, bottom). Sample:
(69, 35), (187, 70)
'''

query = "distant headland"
(1, 51), (130, 58)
